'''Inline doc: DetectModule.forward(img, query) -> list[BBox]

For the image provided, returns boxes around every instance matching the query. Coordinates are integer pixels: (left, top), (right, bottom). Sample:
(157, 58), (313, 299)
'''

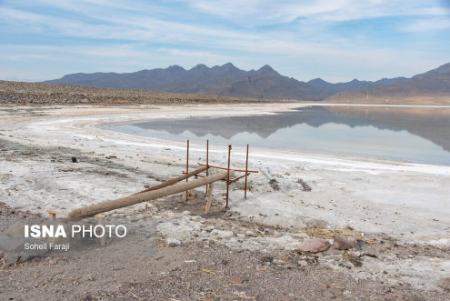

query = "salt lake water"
(103, 106), (450, 166)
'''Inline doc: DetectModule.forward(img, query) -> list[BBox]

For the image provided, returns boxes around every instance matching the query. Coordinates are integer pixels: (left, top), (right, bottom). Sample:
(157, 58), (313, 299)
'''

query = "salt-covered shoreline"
(1, 103), (449, 244)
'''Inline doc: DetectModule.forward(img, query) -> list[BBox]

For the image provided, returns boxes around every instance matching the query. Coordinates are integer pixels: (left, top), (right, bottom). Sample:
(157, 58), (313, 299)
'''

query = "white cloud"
(188, 0), (449, 23)
(402, 18), (450, 32)
(0, 0), (449, 82)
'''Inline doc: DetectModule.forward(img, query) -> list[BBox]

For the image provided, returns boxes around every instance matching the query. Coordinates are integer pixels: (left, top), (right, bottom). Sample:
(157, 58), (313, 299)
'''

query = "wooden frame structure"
(66, 140), (256, 220)
(185, 139), (258, 209)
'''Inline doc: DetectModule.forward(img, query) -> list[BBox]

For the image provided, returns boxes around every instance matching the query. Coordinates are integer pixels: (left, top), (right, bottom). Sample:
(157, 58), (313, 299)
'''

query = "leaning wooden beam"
(136, 166), (208, 194)
(198, 163), (258, 173)
(67, 171), (229, 221)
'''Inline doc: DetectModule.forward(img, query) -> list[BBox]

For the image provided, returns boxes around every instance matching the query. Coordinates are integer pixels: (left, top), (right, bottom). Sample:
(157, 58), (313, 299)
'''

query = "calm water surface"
(104, 106), (450, 166)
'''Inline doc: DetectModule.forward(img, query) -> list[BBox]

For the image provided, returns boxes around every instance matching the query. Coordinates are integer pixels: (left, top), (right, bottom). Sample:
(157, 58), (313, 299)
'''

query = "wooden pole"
(185, 139), (189, 201)
(205, 139), (209, 194)
(225, 144), (232, 209)
(136, 166), (208, 194)
(198, 163), (258, 173)
(244, 144), (249, 199)
(67, 171), (230, 220)
(204, 183), (214, 214)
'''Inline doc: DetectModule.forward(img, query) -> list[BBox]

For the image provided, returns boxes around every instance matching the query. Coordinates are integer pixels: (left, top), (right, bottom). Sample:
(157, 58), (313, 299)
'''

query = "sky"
(1, 0), (450, 83)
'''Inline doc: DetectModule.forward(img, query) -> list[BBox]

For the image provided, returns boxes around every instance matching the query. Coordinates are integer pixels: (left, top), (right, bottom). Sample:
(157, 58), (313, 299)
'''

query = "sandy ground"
(0, 103), (449, 300)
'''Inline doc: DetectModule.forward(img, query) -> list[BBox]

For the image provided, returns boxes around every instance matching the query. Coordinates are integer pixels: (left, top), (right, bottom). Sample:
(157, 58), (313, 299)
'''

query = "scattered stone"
(343, 251), (363, 267)
(245, 230), (256, 237)
(297, 238), (331, 253)
(333, 235), (357, 250)
(260, 255), (274, 263)
(438, 277), (450, 291)
(297, 260), (308, 267)
(218, 230), (234, 239)
(166, 238), (181, 247)
(297, 178), (312, 191)
(269, 179), (280, 191)
(273, 259), (285, 265)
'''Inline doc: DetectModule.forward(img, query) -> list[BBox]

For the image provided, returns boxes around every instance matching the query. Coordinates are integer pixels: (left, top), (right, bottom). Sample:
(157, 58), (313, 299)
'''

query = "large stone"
(297, 238), (331, 253)
(439, 277), (450, 291)
(166, 238), (181, 247)
(333, 235), (357, 250)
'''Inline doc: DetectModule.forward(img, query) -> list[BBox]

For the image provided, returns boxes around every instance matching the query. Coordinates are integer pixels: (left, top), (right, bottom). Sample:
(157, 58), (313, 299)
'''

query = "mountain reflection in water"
(107, 106), (450, 166)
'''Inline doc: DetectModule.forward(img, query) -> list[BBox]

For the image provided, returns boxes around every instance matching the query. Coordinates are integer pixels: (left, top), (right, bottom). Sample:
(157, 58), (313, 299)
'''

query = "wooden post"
(225, 144), (232, 209)
(244, 144), (249, 199)
(204, 183), (214, 214)
(95, 213), (106, 246)
(47, 210), (57, 220)
(205, 139), (209, 194)
(185, 139), (189, 201)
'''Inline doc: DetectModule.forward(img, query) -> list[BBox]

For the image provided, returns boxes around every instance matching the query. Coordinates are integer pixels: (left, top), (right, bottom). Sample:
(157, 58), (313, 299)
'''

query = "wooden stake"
(244, 144), (249, 199)
(185, 139), (190, 201)
(205, 139), (209, 194)
(204, 183), (214, 214)
(225, 144), (232, 209)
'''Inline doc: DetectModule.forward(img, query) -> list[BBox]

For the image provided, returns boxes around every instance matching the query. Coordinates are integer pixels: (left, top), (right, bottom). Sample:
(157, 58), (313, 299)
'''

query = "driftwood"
(67, 171), (229, 220)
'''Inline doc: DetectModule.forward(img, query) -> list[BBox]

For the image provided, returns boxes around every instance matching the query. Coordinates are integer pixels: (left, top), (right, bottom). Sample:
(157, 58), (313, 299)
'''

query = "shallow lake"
(104, 106), (450, 166)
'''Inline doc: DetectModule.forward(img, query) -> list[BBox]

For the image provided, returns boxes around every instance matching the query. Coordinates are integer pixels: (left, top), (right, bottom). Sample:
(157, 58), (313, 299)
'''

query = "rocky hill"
(0, 81), (258, 105)
(44, 63), (450, 102)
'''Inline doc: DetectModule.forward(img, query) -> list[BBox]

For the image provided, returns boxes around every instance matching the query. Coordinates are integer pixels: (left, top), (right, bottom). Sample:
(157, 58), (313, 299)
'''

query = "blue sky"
(1, 0), (450, 82)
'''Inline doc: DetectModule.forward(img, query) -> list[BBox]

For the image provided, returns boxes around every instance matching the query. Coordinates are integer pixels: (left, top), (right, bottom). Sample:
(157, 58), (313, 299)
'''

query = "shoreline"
(1, 103), (449, 239)
(1, 103), (450, 296)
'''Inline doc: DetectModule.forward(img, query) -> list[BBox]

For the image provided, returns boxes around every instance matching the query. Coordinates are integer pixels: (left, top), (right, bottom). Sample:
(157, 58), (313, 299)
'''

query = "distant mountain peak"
(167, 65), (185, 72)
(221, 62), (239, 70)
(308, 78), (328, 84)
(191, 64), (208, 71)
(257, 64), (278, 75)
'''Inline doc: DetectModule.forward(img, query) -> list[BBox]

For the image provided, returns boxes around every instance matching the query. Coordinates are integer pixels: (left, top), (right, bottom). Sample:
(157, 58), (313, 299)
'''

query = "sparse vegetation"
(0, 80), (261, 105)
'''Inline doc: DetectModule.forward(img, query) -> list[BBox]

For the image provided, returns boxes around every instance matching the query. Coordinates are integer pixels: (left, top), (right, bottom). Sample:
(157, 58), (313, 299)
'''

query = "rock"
(439, 277), (450, 291)
(269, 179), (280, 191)
(245, 230), (256, 237)
(260, 255), (274, 263)
(218, 230), (234, 239)
(297, 178), (312, 191)
(211, 229), (234, 239)
(297, 260), (308, 267)
(333, 235), (357, 250)
(273, 259), (285, 265)
(166, 238), (181, 247)
(343, 251), (363, 267)
(297, 238), (331, 253)
(71, 156), (78, 163)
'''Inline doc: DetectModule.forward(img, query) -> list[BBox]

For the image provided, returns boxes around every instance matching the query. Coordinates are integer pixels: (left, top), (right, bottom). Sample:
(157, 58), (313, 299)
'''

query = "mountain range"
(44, 62), (450, 101)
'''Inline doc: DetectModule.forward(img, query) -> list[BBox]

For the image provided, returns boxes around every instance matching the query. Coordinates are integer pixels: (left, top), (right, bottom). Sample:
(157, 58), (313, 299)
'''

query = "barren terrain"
(0, 103), (449, 300)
